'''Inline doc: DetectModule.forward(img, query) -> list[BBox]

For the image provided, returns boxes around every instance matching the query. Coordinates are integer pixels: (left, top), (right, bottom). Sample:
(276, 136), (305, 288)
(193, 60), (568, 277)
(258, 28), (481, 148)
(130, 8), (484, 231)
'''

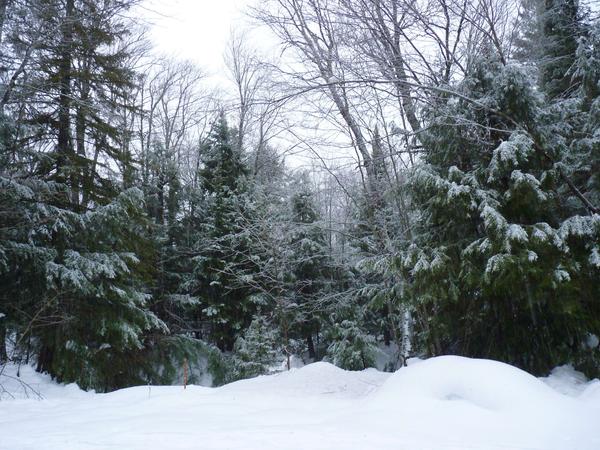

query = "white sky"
(140, 0), (265, 85)
(134, 1), (600, 176)
(137, 0), (346, 172)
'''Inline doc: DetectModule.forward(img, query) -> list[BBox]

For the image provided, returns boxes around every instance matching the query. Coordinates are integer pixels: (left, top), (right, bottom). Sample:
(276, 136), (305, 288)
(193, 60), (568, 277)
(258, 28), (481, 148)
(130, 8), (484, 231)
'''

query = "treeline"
(0, 0), (599, 392)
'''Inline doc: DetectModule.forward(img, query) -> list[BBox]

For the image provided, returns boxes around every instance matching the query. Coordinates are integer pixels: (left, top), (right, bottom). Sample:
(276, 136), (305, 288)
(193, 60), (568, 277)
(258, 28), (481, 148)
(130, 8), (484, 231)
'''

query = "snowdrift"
(219, 361), (389, 398)
(1, 356), (599, 450)
(363, 356), (599, 450)
(372, 356), (561, 410)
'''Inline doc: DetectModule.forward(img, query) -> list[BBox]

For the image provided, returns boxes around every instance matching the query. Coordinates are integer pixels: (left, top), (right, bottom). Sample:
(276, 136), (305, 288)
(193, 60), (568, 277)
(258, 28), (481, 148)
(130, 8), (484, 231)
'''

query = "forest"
(0, 0), (599, 393)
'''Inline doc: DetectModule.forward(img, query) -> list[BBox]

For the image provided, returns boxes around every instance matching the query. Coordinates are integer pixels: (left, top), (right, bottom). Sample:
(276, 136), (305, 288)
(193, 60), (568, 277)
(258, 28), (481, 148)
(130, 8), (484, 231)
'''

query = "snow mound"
(372, 355), (560, 411)
(537, 364), (600, 406)
(220, 361), (389, 398)
(540, 364), (591, 397)
(0, 363), (89, 401)
(1, 357), (600, 450)
(580, 379), (600, 405)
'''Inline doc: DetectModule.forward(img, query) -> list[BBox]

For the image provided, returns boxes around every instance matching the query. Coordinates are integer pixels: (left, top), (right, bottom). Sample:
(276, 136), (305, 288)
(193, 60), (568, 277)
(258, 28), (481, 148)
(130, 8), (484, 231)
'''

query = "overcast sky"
(135, 1), (600, 173)
(140, 0), (266, 84)
(136, 0), (329, 170)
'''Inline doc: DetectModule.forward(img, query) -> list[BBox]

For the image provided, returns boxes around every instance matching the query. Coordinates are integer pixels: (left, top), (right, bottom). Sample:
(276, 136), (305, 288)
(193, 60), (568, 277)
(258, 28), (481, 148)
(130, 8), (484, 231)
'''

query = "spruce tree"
(514, 0), (545, 64)
(36, 189), (167, 391)
(4, 0), (140, 207)
(402, 53), (599, 375)
(285, 185), (333, 360)
(0, 170), (166, 390)
(325, 319), (377, 370)
(231, 315), (278, 379)
(539, 0), (586, 99)
(0, 0), (171, 391)
(186, 113), (258, 351)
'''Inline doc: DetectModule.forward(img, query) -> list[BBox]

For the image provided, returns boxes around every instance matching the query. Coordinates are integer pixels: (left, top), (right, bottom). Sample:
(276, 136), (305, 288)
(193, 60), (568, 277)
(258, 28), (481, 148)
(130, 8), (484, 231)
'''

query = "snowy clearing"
(1, 356), (599, 450)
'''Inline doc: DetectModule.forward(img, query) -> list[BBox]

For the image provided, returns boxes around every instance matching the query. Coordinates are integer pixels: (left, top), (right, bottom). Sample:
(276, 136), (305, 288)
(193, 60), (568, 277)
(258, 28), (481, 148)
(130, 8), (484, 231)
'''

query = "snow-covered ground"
(1, 356), (599, 450)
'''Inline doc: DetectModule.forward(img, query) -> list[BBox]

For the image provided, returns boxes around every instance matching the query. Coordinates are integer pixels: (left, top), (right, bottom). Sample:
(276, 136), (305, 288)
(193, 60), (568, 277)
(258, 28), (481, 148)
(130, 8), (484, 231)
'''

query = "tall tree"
(285, 185), (334, 359)
(400, 50), (599, 375)
(7, 0), (141, 206)
(0, 0), (171, 391)
(539, 0), (586, 98)
(186, 113), (258, 351)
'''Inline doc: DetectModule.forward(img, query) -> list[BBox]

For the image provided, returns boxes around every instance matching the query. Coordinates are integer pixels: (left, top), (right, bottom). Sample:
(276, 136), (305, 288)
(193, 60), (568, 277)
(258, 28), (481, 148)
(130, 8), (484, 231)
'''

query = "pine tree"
(325, 319), (377, 371)
(186, 113), (258, 351)
(36, 189), (167, 391)
(0, 169), (166, 390)
(285, 184), (333, 360)
(401, 52), (600, 375)
(0, 0), (172, 391)
(231, 315), (278, 379)
(514, 0), (546, 64)
(2, 0), (139, 207)
(539, 0), (586, 99)
(575, 20), (600, 207)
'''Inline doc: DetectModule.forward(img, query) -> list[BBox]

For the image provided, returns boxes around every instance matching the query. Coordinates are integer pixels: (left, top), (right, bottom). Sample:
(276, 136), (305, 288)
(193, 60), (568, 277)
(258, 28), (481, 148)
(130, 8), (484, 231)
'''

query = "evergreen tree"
(325, 319), (377, 370)
(285, 184), (333, 360)
(539, 0), (586, 99)
(0, 0), (171, 391)
(36, 189), (167, 391)
(186, 113), (258, 351)
(0, 173), (166, 390)
(401, 53), (599, 375)
(514, 0), (546, 64)
(2, 0), (140, 207)
(348, 130), (411, 367)
(575, 20), (600, 208)
(231, 315), (279, 379)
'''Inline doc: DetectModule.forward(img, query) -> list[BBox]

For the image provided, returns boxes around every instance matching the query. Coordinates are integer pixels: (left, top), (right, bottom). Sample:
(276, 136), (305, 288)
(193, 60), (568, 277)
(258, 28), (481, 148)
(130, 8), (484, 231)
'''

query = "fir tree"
(539, 0), (586, 99)
(0, 171), (166, 390)
(285, 184), (333, 360)
(402, 54), (600, 375)
(37, 189), (167, 391)
(514, 0), (545, 64)
(231, 315), (278, 379)
(186, 113), (258, 351)
(0, 1), (170, 391)
(325, 319), (377, 371)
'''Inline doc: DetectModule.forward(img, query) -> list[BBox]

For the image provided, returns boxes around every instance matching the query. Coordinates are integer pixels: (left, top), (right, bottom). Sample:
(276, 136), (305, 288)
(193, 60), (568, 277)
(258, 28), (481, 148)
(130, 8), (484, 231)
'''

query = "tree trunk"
(82, 135), (101, 207)
(0, 322), (7, 362)
(36, 345), (54, 374)
(307, 333), (316, 360)
(383, 324), (391, 347)
(74, 57), (90, 207)
(56, 0), (75, 184)
(0, 0), (10, 45)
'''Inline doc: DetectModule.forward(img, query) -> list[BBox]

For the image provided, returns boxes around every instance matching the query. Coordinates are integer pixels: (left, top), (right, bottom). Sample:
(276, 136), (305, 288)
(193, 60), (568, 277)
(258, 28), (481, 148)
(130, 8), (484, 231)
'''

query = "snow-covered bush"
(231, 316), (279, 380)
(325, 320), (377, 371)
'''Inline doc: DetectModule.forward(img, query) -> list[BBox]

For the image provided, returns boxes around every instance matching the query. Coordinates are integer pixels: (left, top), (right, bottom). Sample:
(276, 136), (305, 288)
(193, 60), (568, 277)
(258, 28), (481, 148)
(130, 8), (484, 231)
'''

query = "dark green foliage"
(141, 335), (232, 387)
(285, 186), (334, 360)
(539, 0), (586, 99)
(515, 0), (588, 99)
(186, 113), (258, 352)
(38, 189), (166, 391)
(7, 0), (139, 206)
(573, 21), (600, 206)
(199, 113), (249, 196)
(0, 0), (176, 392)
(231, 315), (279, 380)
(514, 0), (546, 64)
(0, 170), (168, 391)
(325, 319), (377, 371)
(3, 0), (599, 393)
(401, 51), (600, 376)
